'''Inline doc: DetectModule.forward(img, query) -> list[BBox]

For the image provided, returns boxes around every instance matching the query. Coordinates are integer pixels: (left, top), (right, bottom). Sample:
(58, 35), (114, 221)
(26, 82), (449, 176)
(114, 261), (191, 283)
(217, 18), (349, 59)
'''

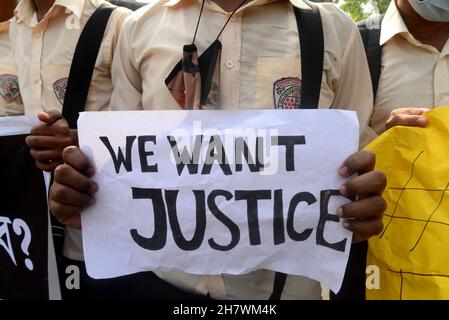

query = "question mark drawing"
(12, 218), (33, 271)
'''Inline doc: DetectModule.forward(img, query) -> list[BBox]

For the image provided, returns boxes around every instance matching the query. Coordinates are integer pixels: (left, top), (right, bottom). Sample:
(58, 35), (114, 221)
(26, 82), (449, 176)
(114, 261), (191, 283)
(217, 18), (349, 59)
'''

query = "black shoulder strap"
(269, 4), (324, 301)
(330, 240), (368, 300)
(62, 5), (116, 129)
(107, 0), (146, 11)
(357, 15), (383, 99)
(294, 4), (324, 109)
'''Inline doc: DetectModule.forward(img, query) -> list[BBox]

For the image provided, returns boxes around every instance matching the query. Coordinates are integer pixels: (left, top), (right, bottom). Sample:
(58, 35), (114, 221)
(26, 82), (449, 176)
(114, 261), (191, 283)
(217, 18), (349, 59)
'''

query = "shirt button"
(34, 78), (40, 84)
(225, 60), (234, 69)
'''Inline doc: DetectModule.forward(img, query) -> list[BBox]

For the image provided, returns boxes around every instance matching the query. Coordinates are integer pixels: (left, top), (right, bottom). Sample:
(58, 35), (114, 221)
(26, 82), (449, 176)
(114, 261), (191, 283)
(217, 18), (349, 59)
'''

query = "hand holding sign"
(49, 146), (97, 230)
(25, 110), (77, 172)
(337, 151), (386, 243)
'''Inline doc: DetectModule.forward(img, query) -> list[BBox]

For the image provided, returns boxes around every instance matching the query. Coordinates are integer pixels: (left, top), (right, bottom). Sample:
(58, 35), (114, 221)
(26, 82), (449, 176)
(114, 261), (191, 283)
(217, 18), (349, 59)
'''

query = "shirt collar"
(380, 1), (411, 46)
(15, 0), (84, 26)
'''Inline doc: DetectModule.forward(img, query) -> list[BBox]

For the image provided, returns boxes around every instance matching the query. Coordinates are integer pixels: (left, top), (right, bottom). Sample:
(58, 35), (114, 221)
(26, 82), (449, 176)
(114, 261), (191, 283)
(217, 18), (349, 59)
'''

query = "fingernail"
(337, 207), (343, 217)
(340, 185), (348, 197)
(342, 221), (350, 229)
(339, 166), (350, 177)
(90, 182), (98, 194)
(38, 112), (48, 121)
(86, 167), (95, 177)
(416, 117), (427, 126)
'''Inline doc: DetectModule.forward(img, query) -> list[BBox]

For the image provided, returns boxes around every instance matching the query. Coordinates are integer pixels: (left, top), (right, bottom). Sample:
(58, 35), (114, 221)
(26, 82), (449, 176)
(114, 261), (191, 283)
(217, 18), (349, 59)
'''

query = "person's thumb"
(38, 110), (62, 125)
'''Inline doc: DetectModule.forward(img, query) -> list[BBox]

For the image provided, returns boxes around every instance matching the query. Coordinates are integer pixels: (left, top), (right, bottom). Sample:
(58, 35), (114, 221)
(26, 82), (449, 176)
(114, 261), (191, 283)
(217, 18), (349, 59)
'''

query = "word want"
(99, 134), (306, 175)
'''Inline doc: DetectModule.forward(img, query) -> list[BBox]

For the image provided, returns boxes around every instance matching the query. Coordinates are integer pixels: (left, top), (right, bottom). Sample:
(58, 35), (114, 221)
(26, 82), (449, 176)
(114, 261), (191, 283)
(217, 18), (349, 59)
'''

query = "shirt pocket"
(0, 64), (24, 115)
(254, 57), (301, 109)
(41, 64), (70, 111)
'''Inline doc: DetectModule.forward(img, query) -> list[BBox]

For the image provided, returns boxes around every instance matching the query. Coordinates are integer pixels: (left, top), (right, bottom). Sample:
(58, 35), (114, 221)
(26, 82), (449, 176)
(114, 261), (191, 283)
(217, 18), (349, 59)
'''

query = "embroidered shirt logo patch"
(0, 74), (20, 103)
(273, 77), (301, 109)
(53, 78), (68, 106)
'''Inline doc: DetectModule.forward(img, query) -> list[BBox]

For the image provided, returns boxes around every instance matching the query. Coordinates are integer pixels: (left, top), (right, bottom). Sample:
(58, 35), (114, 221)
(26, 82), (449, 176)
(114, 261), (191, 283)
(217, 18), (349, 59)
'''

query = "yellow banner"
(365, 107), (449, 300)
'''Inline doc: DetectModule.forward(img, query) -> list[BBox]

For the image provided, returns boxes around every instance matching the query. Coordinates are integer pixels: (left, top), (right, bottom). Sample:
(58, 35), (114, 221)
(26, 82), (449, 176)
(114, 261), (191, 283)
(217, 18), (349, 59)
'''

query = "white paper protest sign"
(78, 109), (359, 293)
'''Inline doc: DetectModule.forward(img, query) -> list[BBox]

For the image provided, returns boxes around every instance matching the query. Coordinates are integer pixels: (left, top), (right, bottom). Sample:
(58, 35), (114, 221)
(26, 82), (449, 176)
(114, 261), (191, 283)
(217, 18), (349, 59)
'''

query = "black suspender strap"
(366, 26), (382, 98)
(269, 272), (288, 300)
(357, 15), (383, 98)
(270, 4), (324, 301)
(294, 4), (324, 109)
(52, 5), (115, 257)
(332, 17), (383, 300)
(330, 240), (367, 300)
(62, 5), (116, 129)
